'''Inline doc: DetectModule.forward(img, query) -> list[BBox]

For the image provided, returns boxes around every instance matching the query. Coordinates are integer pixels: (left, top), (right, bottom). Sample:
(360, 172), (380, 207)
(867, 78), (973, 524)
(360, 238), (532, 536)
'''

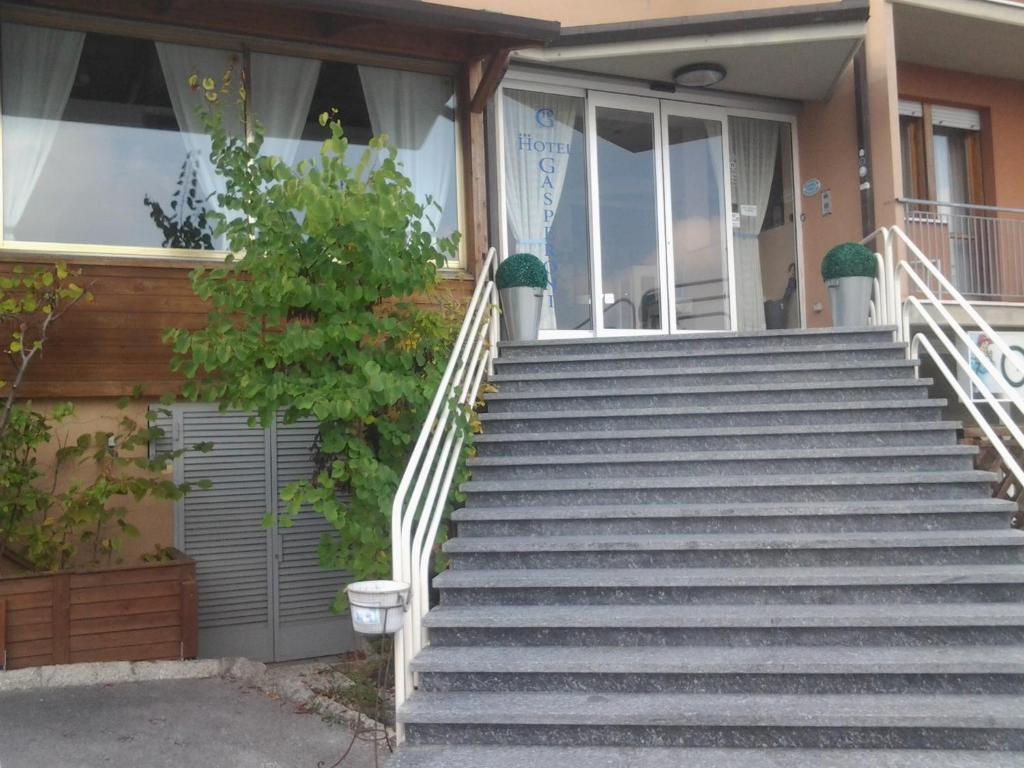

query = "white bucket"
(346, 580), (410, 635)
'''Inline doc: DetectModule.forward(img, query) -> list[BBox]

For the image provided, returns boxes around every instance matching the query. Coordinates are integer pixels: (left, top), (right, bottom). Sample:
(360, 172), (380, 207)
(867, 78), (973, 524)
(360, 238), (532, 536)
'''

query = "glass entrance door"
(500, 82), (803, 337)
(661, 104), (732, 332)
(588, 94), (668, 333)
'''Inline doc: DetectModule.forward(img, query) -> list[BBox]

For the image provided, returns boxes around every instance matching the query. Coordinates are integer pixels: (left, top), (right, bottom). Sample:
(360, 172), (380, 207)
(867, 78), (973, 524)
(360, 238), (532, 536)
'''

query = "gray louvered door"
(166, 405), (355, 661)
(272, 414), (355, 660)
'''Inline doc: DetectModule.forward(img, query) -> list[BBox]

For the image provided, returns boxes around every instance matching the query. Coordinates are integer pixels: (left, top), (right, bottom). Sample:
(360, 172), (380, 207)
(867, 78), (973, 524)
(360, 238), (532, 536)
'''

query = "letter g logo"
(535, 108), (555, 128)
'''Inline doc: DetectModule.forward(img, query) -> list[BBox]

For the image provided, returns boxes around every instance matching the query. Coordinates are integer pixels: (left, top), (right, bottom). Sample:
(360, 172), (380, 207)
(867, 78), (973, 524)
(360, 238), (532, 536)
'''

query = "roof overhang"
(515, 0), (868, 102)
(892, 0), (1024, 82)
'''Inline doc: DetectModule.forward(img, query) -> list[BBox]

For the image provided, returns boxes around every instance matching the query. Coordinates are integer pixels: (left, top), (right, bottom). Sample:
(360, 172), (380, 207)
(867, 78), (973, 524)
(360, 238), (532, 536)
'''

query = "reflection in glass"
(0, 23), (458, 251)
(595, 107), (661, 330)
(665, 115), (728, 331)
(503, 89), (592, 331)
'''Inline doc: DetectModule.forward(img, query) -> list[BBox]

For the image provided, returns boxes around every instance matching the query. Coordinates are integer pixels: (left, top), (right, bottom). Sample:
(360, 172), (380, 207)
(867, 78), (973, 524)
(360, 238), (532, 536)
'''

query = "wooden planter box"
(0, 551), (197, 671)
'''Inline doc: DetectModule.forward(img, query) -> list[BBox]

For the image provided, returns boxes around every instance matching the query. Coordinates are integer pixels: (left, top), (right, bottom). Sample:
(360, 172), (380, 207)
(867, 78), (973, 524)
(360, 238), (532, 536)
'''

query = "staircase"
(391, 327), (1024, 767)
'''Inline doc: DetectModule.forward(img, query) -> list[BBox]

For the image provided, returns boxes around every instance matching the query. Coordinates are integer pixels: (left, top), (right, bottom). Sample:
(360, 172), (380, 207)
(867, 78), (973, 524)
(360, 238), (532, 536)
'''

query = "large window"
(0, 22), (459, 254)
(899, 100), (984, 204)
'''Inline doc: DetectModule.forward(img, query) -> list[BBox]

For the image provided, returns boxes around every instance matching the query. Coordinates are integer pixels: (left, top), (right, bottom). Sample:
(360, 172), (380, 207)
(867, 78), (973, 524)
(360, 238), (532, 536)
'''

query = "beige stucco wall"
(23, 399), (175, 567)
(439, 0), (829, 27)
(795, 65), (863, 327)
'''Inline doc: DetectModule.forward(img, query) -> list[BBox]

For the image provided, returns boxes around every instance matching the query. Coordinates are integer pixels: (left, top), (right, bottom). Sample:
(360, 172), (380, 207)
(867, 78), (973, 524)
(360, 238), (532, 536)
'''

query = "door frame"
(658, 99), (737, 334)
(495, 69), (806, 338)
(587, 90), (670, 336)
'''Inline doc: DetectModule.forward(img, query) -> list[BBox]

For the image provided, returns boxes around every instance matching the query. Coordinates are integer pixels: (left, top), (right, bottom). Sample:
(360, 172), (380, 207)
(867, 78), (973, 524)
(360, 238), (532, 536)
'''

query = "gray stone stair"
(474, 422), (961, 457)
(390, 746), (1024, 768)
(393, 328), (1024, 764)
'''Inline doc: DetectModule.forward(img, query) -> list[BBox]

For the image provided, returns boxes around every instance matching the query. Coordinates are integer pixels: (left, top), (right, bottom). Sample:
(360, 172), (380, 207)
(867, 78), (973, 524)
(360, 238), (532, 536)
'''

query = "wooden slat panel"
(71, 610), (181, 637)
(70, 594), (182, 621)
(0, 599), (6, 669)
(8, 606), (50, 625)
(70, 580), (181, 605)
(69, 625), (181, 653)
(8, 653), (54, 670)
(181, 576), (198, 659)
(69, 641), (181, 664)
(7, 622), (53, 643)
(71, 563), (184, 589)
(0, 576), (53, 597)
(6, 638), (53, 664)
(51, 573), (71, 664)
(0, 591), (53, 610)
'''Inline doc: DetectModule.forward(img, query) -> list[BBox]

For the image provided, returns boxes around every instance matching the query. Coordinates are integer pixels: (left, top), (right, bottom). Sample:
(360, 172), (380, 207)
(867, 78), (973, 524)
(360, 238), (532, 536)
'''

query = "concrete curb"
(0, 658), (229, 693)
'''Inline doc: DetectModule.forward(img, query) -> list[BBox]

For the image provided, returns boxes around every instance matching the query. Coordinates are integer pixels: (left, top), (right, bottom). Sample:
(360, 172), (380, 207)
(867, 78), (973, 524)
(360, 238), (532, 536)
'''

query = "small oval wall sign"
(802, 178), (822, 197)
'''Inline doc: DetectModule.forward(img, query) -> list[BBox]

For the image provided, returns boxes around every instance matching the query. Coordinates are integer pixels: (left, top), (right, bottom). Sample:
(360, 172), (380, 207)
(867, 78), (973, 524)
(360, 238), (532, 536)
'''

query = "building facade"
(2, 0), (1023, 661)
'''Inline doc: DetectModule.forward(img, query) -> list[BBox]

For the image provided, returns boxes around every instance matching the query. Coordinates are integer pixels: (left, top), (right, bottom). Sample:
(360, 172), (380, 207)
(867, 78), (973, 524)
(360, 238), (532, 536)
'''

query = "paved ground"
(0, 676), (385, 768)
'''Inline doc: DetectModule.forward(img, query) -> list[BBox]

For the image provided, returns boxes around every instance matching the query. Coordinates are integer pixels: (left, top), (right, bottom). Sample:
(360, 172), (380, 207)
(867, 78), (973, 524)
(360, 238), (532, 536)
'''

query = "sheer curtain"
(1, 22), (84, 236)
(155, 42), (241, 247)
(730, 117), (779, 332)
(249, 52), (321, 167)
(357, 66), (456, 235)
(502, 90), (579, 330)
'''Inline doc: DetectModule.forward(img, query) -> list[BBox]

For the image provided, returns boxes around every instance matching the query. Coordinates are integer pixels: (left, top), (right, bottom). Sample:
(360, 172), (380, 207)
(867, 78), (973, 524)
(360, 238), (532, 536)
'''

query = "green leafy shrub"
(821, 243), (876, 281)
(164, 79), (464, 592)
(495, 253), (548, 290)
(0, 265), (205, 571)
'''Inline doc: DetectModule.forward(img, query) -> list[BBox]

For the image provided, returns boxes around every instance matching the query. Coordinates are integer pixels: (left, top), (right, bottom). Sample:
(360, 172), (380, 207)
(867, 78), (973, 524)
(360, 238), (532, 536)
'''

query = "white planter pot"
(826, 276), (873, 327)
(346, 580), (409, 635)
(499, 286), (544, 342)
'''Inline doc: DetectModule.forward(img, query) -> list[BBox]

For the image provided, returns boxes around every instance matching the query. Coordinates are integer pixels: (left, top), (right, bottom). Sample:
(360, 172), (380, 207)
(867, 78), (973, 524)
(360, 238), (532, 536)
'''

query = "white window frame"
(496, 67), (805, 338)
(0, 10), (467, 268)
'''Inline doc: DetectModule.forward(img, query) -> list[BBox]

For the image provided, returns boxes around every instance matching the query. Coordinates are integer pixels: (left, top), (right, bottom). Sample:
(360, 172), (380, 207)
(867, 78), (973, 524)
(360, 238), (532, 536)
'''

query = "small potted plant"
(496, 252), (548, 342)
(821, 242), (876, 327)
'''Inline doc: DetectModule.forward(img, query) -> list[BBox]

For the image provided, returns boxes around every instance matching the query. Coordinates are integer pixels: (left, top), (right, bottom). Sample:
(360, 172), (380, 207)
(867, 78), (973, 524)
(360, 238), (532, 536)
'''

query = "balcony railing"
(899, 198), (1024, 303)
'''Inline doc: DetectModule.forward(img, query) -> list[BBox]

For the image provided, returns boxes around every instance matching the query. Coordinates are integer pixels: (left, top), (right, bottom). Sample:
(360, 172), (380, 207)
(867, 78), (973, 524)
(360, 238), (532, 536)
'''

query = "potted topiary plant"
(496, 252), (548, 342)
(821, 242), (877, 327)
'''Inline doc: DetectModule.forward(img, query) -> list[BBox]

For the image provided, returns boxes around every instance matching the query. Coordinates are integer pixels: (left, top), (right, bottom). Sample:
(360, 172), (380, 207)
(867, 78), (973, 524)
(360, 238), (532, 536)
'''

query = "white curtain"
(502, 90), (579, 331)
(357, 66), (456, 235)
(156, 42), (241, 246)
(730, 117), (779, 332)
(249, 52), (321, 167)
(1, 22), (84, 235)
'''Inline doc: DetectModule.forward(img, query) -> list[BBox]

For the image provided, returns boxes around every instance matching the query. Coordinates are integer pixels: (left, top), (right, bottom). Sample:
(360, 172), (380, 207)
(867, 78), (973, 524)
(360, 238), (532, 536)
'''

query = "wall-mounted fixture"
(673, 63), (726, 88)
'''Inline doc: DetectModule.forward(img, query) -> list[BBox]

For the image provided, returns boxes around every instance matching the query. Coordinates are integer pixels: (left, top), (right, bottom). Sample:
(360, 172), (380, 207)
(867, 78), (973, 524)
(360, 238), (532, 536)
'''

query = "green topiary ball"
(496, 252), (548, 289)
(821, 243), (877, 281)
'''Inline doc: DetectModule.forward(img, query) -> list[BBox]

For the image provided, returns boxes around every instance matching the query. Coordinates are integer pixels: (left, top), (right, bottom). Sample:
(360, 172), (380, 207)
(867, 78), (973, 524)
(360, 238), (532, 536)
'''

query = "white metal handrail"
(390, 247), (500, 732)
(866, 225), (1024, 499)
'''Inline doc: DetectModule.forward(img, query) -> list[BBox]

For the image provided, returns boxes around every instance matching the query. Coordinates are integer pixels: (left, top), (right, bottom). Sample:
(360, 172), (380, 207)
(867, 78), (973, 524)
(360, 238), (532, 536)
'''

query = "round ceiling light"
(673, 63), (726, 88)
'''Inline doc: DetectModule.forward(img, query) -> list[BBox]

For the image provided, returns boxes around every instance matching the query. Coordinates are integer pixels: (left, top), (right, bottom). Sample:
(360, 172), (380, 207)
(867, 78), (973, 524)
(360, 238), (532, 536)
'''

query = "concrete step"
(493, 342), (907, 375)
(461, 471), (996, 507)
(467, 446), (977, 481)
(443, 530), (1024, 570)
(478, 400), (946, 434)
(484, 380), (931, 413)
(434, 565), (1024, 606)
(497, 326), (897, 359)
(473, 422), (959, 458)
(413, 645), (1024, 694)
(400, 691), (1024, 749)
(389, 746), (1024, 768)
(491, 359), (919, 394)
(423, 603), (1024, 649)
(453, 499), (1018, 537)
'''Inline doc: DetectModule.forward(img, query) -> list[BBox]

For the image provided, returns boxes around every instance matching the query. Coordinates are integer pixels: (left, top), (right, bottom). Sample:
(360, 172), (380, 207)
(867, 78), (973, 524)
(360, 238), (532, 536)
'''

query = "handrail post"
(389, 247), (501, 740)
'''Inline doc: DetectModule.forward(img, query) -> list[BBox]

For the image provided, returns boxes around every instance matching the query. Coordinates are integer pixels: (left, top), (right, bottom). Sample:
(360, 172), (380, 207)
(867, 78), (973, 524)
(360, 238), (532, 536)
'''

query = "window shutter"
(931, 105), (981, 131)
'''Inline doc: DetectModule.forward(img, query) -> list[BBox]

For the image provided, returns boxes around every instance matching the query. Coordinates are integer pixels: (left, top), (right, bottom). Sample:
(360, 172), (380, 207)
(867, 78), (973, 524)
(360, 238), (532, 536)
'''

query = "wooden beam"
(459, 60), (489, 274)
(471, 48), (512, 114)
